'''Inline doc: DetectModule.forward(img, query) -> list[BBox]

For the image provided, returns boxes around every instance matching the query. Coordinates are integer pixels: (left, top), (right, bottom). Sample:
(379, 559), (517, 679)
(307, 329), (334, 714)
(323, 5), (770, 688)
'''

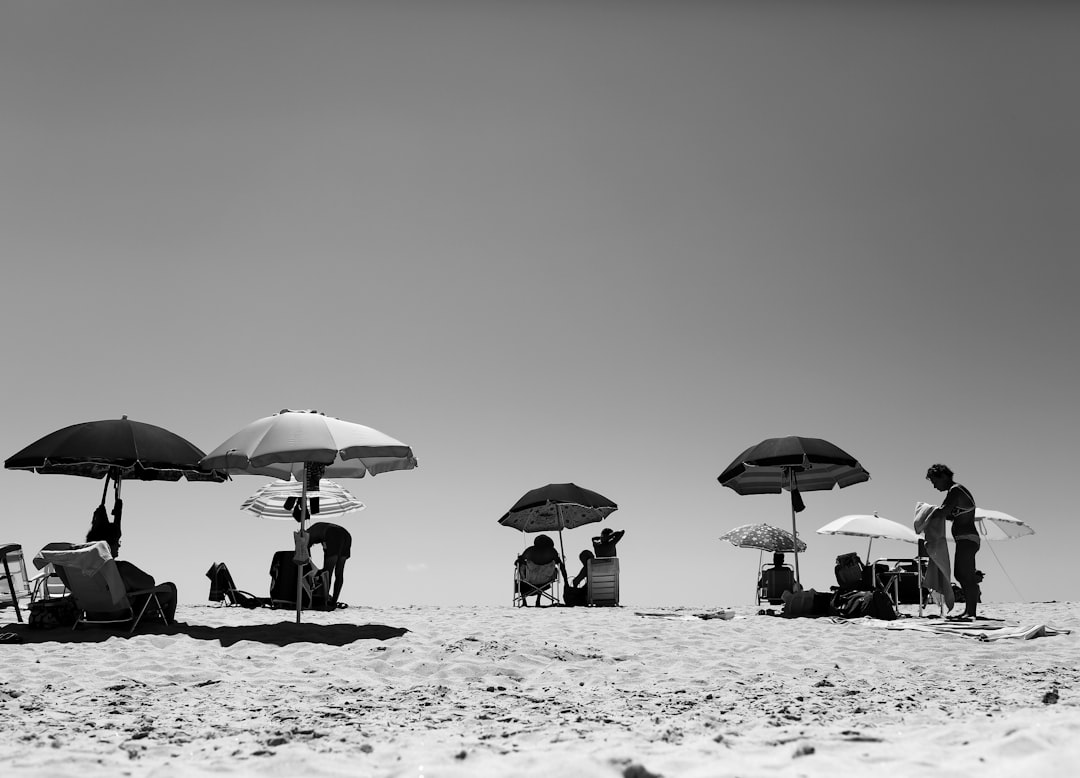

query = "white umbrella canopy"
(817, 513), (919, 559)
(241, 478), (365, 520)
(200, 409), (417, 479)
(969, 509), (1034, 542)
(201, 409), (416, 623)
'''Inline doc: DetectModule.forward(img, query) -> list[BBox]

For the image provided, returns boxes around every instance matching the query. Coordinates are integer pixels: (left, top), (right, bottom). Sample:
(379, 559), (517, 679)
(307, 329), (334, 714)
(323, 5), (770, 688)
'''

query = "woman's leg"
(954, 541), (979, 618)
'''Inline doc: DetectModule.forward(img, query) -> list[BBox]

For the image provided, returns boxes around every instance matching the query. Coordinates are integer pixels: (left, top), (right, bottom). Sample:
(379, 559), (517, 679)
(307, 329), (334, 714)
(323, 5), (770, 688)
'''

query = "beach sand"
(2, 601), (1078, 777)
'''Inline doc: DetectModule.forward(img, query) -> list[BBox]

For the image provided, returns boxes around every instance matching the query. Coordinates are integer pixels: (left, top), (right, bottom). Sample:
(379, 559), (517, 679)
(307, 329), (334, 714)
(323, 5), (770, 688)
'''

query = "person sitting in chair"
(516, 534), (567, 607)
(85, 505), (177, 622)
(563, 550), (594, 606)
(759, 552), (796, 601)
(591, 528), (625, 558)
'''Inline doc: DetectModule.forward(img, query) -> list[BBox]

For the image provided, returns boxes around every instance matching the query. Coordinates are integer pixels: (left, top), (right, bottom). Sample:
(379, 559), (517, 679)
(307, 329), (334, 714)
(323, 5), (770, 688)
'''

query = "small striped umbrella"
(241, 478), (365, 520)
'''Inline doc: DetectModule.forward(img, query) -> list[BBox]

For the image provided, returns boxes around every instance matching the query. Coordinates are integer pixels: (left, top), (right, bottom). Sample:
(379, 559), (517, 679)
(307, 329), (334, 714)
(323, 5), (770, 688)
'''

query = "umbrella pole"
(787, 471), (801, 585)
(555, 504), (567, 587)
(296, 469), (308, 625)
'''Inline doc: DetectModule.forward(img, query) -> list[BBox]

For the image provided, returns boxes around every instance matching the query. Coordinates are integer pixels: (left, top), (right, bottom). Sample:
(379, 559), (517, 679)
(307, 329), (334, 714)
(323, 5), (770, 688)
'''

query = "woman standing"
(926, 464), (979, 620)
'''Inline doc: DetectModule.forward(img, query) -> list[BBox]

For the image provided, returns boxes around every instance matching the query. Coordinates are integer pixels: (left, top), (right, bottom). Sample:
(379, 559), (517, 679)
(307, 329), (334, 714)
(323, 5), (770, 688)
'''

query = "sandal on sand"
(946, 615), (973, 622)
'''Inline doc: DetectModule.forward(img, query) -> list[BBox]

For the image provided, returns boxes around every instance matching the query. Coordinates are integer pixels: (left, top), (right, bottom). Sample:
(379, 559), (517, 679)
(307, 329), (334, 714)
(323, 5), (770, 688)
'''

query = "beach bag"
(28, 596), (78, 630)
(834, 553), (864, 591)
(831, 589), (873, 618)
(781, 589), (816, 618)
(869, 590), (897, 621)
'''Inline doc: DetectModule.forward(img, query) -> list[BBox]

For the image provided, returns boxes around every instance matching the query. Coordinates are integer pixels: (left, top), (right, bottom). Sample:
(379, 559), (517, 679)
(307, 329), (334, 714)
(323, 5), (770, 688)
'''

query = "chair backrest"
(760, 564), (796, 600)
(519, 559), (558, 587)
(587, 557), (620, 606)
(1, 544), (32, 607)
(834, 552), (865, 591)
(39, 542), (131, 614)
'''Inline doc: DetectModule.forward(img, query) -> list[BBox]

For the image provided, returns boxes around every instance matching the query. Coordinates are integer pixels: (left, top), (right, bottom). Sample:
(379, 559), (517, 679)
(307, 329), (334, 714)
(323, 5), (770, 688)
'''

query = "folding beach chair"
(586, 557), (620, 606)
(514, 558), (561, 607)
(269, 550), (328, 610)
(1, 543), (32, 623)
(30, 542), (74, 605)
(206, 562), (265, 608)
(758, 561), (796, 606)
(38, 542), (173, 634)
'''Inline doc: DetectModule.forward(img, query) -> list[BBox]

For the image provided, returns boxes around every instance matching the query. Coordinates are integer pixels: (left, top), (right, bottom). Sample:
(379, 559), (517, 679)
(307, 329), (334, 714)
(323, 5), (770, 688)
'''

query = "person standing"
(926, 464), (979, 620)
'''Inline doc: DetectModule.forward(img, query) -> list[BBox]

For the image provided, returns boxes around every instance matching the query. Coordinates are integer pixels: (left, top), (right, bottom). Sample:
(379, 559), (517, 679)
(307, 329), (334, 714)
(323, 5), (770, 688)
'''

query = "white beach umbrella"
(202, 409), (416, 623)
(241, 478), (365, 520)
(817, 513), (918, 559)
(969, 509), (1034, 542)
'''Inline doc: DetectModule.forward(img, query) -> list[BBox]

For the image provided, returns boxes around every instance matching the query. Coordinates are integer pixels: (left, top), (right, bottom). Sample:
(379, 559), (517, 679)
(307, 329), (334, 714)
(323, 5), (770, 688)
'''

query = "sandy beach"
(2, 601), (1077, 777)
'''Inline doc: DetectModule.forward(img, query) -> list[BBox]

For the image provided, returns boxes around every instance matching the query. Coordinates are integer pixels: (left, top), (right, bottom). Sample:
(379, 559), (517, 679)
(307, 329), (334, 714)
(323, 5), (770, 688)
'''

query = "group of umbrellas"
(4, 411), (417, 623)
(5, 424), (1033, 615)
(716, 436), (1033, 591)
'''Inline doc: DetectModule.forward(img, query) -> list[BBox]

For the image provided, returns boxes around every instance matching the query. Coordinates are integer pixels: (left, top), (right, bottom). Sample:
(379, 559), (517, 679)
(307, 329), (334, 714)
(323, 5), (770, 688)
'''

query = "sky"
(2, 1), (1077, 610)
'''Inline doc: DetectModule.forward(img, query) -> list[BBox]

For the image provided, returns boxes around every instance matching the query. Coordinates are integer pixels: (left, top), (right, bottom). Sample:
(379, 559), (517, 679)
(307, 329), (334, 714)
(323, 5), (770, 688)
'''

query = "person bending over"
(304, 521), (352, 608)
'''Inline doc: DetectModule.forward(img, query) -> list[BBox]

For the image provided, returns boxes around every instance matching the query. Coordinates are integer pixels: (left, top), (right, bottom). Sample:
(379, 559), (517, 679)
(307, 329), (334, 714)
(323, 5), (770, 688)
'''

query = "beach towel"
(36, 541), (111, 578)
(914, 501), (954, 610)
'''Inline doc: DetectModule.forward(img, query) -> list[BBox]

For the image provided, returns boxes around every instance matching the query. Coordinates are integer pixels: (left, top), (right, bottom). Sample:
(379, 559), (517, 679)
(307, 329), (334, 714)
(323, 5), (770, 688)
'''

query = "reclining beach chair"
(586, 557), (620, 606)
(1, 543), (32, 623)
(38, 542), (173, 633)
(513, 558), (561, 607)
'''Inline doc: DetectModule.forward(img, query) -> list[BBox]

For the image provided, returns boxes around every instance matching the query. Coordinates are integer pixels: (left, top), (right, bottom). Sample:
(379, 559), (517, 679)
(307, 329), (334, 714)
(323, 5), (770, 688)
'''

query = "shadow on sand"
(0, 620), (408, 647)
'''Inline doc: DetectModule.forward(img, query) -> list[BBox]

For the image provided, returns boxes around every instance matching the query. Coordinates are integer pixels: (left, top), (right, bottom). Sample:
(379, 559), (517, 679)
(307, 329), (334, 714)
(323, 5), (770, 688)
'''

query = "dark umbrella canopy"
(717, 436), (869, 495)
(5, 417), (226, 482)
(718, 436), (869, 584)
(498, 483), (618, 533)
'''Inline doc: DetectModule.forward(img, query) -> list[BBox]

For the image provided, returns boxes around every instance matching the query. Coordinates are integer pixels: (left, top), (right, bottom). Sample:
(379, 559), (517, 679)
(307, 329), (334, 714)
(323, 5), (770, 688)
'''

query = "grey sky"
(2, 1), (1076, 607)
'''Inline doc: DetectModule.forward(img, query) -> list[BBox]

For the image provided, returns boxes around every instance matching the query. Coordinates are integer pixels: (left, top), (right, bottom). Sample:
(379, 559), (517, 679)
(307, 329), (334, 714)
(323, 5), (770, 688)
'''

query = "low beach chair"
(38, 542), (173, 633)
(514, 558), (561, 607)
(1, 543), (32, 623)
(758, 562), (796, 606)
(206, 562), (264, 607)
(586, 557), (620, 606)
(269, 550), (327, 610)
(30, 542), (74, 604)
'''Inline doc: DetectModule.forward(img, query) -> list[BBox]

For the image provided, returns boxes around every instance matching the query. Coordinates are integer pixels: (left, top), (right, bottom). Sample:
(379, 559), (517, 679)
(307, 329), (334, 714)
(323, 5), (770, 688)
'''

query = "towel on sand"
(914, 501), (954, 610)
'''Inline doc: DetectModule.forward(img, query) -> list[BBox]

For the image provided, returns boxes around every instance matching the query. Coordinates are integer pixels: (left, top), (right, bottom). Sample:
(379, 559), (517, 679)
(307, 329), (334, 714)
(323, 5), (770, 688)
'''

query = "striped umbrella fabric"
(241, 479), (365, 521)
(718, 436), (870, 495)
(719, 523), (807, 553)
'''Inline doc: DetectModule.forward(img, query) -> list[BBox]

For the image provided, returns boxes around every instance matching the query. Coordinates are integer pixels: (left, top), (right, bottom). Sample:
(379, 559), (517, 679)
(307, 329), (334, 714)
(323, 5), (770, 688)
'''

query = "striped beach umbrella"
(241, 478), (365, 520)
(718, 436), (869, 584)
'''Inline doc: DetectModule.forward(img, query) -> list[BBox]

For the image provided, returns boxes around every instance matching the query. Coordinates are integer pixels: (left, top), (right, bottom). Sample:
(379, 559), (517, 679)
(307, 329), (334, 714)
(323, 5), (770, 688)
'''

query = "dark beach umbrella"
(498, 482), (617, 561)
(5, 416), (226, 503)
(718, 436), (869, 583)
